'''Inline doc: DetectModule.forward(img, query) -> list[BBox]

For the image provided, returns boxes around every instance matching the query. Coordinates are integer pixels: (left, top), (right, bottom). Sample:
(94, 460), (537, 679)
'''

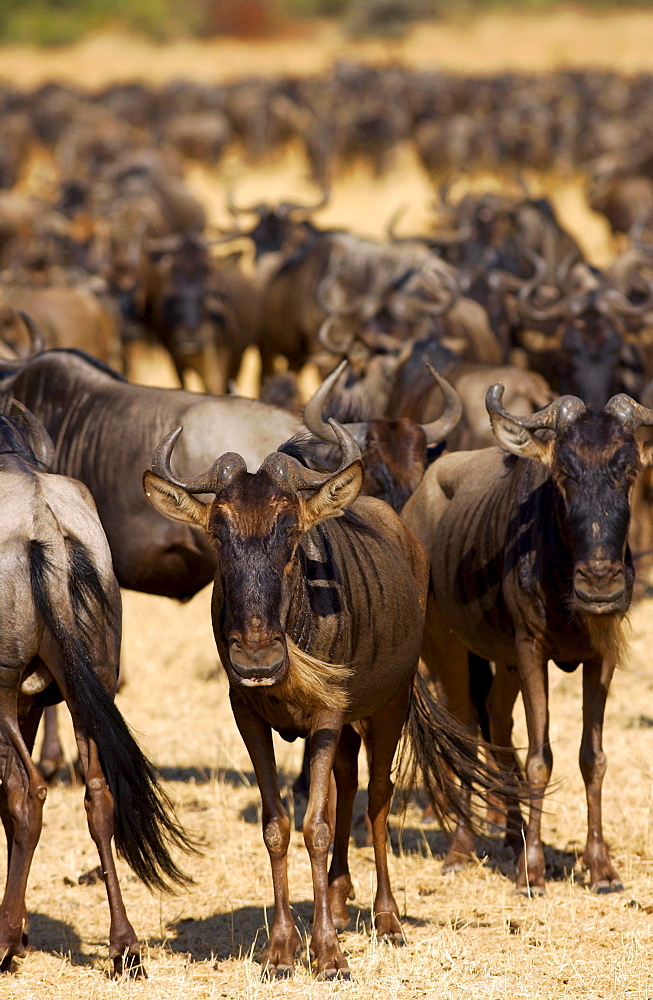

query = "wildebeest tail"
(29, 538), (195, 892)
(397, 671), (523, 831)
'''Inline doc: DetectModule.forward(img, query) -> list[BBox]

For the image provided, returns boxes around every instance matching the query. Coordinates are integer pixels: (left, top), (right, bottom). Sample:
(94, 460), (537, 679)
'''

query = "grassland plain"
(5, 10), (653, 998)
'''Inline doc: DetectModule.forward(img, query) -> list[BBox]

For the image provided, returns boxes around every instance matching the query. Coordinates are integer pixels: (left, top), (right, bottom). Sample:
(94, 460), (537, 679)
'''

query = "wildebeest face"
(143, 424), (363, 688)
(559, 314), (622, 410)
(551, 412), (638, 613)
(487, 387), (653, 616)
(208, 472), (301, 686)
(363, 419), (428, 513)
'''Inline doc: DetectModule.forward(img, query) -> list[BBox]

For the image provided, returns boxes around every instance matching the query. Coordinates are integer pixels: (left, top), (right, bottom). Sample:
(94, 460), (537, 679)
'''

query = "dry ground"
(6, 10), (653, 999)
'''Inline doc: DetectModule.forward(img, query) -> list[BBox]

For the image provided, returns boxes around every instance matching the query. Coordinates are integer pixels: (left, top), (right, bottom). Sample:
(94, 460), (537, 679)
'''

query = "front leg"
(580, 655), (622, 893)
(230, 692), (300, 978)
(304, 713), (350, 980)
(515, 634), (551, 895)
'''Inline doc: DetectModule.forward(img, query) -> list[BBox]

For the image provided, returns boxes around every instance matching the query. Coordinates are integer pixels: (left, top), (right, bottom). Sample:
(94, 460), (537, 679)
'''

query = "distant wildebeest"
(0, 346), (301, 778)
(143, 418), (519, 978)
(402, 386), (653, 894)
(0, 402), (191, 975)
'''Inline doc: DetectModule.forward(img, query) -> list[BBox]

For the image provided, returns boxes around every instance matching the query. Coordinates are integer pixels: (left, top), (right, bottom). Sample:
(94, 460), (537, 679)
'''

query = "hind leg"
(421, 594), (476, 871)
(73, 728), (143, 977)
(486, 664), (525, 855)
(38, 705), (65, 784)
(366, 685), (411, 944)
(328, 725), (361, 929)
(0, 692), (48, 972)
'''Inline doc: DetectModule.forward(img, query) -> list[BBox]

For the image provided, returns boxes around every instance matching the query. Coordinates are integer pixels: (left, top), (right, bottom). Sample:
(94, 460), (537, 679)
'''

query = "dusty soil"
(5, 11), (653, 1000)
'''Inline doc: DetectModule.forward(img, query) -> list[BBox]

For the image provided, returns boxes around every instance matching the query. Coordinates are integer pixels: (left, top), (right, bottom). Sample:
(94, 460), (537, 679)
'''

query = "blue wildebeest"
(0, 402), (192, 975)
(143, 419), (520, 978)
(0, 345), (301, 778)
(402, 386), (653, 894)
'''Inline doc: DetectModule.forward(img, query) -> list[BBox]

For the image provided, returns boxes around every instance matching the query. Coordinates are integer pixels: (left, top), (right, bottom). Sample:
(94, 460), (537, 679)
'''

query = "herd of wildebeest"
(4, 61), (653, 981)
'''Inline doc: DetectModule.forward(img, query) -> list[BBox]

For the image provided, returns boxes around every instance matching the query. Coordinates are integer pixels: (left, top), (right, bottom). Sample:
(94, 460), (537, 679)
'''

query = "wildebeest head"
(487, 386), (653, 616)
(304, 360), (462, 512)
(143, 420), (362, 688)
(161, 235), (211, 356)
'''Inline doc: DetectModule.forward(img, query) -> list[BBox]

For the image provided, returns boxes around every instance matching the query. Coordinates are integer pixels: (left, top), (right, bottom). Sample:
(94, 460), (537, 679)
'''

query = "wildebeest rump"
(143, 419), (523, 978)
(402, 387), (653, 893)
(0, 403), (192, 975)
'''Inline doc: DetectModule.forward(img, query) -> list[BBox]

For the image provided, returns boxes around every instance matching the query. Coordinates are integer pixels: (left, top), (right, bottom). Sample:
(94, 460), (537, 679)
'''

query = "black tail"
(30, 539), (196, 892)
(397, 671), (524, 831)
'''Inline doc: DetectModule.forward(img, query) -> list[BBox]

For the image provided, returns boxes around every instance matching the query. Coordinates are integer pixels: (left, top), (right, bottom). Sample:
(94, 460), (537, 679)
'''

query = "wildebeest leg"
(486, 663), (525, 855)
(0, 694), (48, 972)
(515, 637), (550, 895)
(38, 705), (64, 783)
(421, 594), (476, 870)
(73, 727), (143, 977)
(304, 715), (350, 979)
(327, 724), (361, 929)
(230, 694), (300, 977)
(580, 655), (622, 893)
(366, 687), (410, 944)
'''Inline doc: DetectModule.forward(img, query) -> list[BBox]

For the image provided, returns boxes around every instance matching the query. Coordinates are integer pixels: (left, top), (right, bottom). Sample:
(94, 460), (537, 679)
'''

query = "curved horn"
(278, 186), (330, 216)
(261, 417), (362, 492)
(386, 203), (409, 241)
(486, 384), (585, 431)
(303, 360), (367, 447)
(226, 188), (265, 217)
(317, 315), (355, 356)
(151, 426), (246, 495)
(420, 363), (463, 444)
(596, 284), (653, 318)
(16, 311), (46, 356)
(9, 399), (54, 467)
(604, 394), (653, 430)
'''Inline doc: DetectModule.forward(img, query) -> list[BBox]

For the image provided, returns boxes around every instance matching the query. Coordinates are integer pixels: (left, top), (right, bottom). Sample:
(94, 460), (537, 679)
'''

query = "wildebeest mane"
(45, 348), (128, 381)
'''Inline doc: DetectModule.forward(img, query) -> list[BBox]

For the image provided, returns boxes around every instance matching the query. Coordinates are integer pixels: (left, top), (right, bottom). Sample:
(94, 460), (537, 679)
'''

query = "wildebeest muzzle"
(573, 559), (625, 610)
(228, 632), (287, 685)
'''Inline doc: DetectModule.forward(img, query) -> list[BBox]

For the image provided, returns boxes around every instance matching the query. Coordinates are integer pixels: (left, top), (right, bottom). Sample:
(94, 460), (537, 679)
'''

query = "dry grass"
(13, 588), (653, 999)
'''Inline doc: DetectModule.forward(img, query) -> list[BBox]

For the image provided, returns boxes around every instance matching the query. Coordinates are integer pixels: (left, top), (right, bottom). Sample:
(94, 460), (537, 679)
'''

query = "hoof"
(317, 968), (352, 981)
(332, 915), (350, 931)
(379, 931), (405, 947)
(442, 858), (469, 875)
(515, 884), (546, 898)
(591, 879), (624, 895)
(113, 951), (147, 978)
(262, 964), (294, 980)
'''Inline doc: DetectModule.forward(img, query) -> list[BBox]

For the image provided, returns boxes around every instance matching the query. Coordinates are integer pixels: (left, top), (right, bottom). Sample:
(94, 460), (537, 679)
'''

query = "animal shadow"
(167, 901), (314, 963)
(26, 911), (92, 966)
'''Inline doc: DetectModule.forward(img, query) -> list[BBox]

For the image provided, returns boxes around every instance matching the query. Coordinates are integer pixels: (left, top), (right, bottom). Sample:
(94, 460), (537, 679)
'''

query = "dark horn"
(151, 426), (246, 494)
(486, 384), (585, 431)
(420, 363), (463, 444)
(604, 394), (653, 430)
(303, 361), (367, 447)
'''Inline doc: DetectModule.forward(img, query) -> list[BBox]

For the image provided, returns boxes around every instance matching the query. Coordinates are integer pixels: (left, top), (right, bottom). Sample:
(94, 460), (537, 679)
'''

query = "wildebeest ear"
(638, 439), (653, 468)
(299, 460), (364, 530)
(142, 471), (209, 528)
(490, 415), (554, 465)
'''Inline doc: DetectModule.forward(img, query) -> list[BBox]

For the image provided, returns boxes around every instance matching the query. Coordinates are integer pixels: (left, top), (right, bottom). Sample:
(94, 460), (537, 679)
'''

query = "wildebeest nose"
(574, 560), (625, 605)
(228, 634), (286, 683)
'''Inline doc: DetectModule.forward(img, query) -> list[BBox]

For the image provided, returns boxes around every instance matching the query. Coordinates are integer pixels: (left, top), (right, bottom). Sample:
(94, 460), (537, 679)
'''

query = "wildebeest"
(143, 419), (518, 978)
(302, 359), (462, 512)
(402, 386), (653, 893)
(0, 402), (191, 974)
(0, 347), (301, 778)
